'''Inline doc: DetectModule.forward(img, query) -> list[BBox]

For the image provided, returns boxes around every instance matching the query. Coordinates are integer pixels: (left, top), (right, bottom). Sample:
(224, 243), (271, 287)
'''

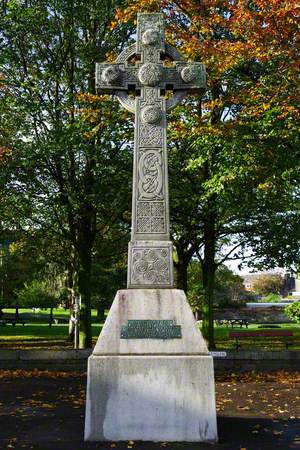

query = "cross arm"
(95, 62), (140, 94)
(165, 62), (206, 93)
(96, 61), (206, 95)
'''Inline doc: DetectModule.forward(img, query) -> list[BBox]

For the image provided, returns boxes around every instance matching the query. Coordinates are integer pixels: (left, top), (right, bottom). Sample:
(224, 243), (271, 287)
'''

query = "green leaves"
(285, 302), (300, 323)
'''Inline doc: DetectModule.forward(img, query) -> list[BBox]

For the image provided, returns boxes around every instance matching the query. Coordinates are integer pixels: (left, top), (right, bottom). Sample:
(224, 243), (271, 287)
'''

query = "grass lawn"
(0, 308), (299, 349)
(0, 323), (104, 348)
(0, 309), (104, 348)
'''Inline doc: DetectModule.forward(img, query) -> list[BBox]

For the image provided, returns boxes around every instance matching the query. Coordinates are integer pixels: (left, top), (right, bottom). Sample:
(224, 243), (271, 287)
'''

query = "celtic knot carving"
(101, 66), (120, 84)
(144, 47), (159, 63)
(181, 65), (197, 83)
(141, 105), (162, 124)
(136, 217), (151, 232)
(116, 44), (136, 63)
(131, 247), (170, 285)
(139, 123), (162, 147)
(136, 201), (165, 233)
(151, 218), (165, 232)
(141, 88), (159, 105)
(138, 150), (163, 200)
(137, 202), (151, 216)
(142, 29), (160, 45)
(151, 202), (164, 217)
(138, 63), (162, 86)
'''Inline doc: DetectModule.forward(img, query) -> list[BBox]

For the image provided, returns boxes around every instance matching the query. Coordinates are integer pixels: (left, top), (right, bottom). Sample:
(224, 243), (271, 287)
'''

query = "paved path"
(0, 370), (299, 450)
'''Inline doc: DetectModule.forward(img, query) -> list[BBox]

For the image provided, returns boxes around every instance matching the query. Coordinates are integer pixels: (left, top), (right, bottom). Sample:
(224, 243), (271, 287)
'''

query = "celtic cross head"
(95, 13), (206, 114)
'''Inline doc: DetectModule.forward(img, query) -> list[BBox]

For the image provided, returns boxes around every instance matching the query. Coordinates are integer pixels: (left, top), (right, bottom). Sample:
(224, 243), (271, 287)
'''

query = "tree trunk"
(49, 307), (53, 328)
(201, 201), (217, 349)
(78, 241), (93, 349)
(97, 304), (105, 322)
(69, 311), (75, 341)
(174, 241), (200, 293)
(202, 260), (216, 349)
(175, 258), (189, 293)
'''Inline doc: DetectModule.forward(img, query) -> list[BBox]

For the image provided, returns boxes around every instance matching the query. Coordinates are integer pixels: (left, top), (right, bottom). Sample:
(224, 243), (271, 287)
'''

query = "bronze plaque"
(120, 319), (182, 339)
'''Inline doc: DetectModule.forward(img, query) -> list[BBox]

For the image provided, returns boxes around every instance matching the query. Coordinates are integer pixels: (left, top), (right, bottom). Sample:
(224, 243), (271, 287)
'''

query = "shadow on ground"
(0, 371), (299, 450)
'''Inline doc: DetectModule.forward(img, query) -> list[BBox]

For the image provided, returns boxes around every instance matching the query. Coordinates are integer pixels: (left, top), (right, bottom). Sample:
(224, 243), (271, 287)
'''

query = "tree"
(16, 279), (60, 327)
(0, 231), (42, 309)
(187, 261), (245, 317)
(285, 302), (300, 323)
(252, 273), (284, 296)
(115, 0), (300, 349)
(0, 0), (133, 347)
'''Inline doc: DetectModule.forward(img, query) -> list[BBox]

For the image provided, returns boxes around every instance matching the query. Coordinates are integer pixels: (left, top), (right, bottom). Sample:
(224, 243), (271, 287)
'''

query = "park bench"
(0, 317), (26, 326)
(216, 319), (249, 328)
(229, 330), (293, 350)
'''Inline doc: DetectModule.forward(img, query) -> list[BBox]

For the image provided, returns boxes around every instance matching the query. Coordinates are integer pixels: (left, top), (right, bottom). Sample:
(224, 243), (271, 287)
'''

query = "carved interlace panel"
(141, 88), (159, 106)
(138, 149), (163, 200)
(136, 201), (165, 233)
(131, 246), (171, 285)
(139, 123), (162, 147)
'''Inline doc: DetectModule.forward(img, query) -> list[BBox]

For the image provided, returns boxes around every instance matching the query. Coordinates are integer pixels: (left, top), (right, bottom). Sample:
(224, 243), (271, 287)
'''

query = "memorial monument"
(85, 13), (218, 442)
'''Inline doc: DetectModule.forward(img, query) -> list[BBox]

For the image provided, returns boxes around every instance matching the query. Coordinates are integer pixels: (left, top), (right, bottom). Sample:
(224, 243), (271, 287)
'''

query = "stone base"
(85, 289), (218, 442)
(85, 355), (217, 442)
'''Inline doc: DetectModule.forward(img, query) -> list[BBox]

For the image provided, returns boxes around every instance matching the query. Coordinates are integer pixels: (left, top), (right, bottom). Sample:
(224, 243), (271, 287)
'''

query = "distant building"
(242, 274), (259, 292)
(242, 272), (300, 297)
(295, 277), (300, 293)
(282, 273), (295, 296)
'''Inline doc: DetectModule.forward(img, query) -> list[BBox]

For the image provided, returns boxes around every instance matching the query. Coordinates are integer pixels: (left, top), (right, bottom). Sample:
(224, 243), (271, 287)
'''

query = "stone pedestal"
(85, 289), (218, 442)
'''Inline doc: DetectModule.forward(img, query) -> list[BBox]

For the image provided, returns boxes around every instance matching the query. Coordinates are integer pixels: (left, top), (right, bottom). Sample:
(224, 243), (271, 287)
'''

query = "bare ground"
(0, 370), (299, 450)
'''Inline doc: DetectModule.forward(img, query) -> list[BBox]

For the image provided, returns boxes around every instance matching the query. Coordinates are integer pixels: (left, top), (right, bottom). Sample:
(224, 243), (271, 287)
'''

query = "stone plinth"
(85, 289), (218, 442)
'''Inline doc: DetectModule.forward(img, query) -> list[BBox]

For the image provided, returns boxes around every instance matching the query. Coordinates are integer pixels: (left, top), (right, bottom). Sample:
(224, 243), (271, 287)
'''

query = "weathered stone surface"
(93, 289), (209, 355)
(127, 241), (173, 288)
(85, 355), (217, 442)
(86, 289), (217, 441)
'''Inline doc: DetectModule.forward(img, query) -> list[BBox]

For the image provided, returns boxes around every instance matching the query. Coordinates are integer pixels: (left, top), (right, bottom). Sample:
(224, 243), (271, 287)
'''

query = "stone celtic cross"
(96, 13), (206, 288)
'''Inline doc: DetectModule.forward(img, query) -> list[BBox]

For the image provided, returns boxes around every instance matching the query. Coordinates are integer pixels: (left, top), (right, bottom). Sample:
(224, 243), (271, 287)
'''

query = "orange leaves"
(216, 370), (300, 423)
(216, 370), (300, 384)
(0, 146), (12, 160)
(105, 0), (299, 148)
(114, 0), (164, 26)
(0, 369), (85, 379)
(105, 50), (118, 62)
(77, 93), (102, 104)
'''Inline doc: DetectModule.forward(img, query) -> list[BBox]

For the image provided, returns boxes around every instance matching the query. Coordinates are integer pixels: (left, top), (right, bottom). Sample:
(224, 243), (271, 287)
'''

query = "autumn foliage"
(111, 1), (300, 348)
(113, 0), (299, 135)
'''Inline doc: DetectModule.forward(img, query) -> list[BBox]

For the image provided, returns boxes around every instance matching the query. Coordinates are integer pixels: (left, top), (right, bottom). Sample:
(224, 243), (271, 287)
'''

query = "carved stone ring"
(101, 66), (120, 84)
(141, 105), (162, 124)
(142, 29), (160, 46)
(181, 66), (197, 83)
(138, 63), (162, 86)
